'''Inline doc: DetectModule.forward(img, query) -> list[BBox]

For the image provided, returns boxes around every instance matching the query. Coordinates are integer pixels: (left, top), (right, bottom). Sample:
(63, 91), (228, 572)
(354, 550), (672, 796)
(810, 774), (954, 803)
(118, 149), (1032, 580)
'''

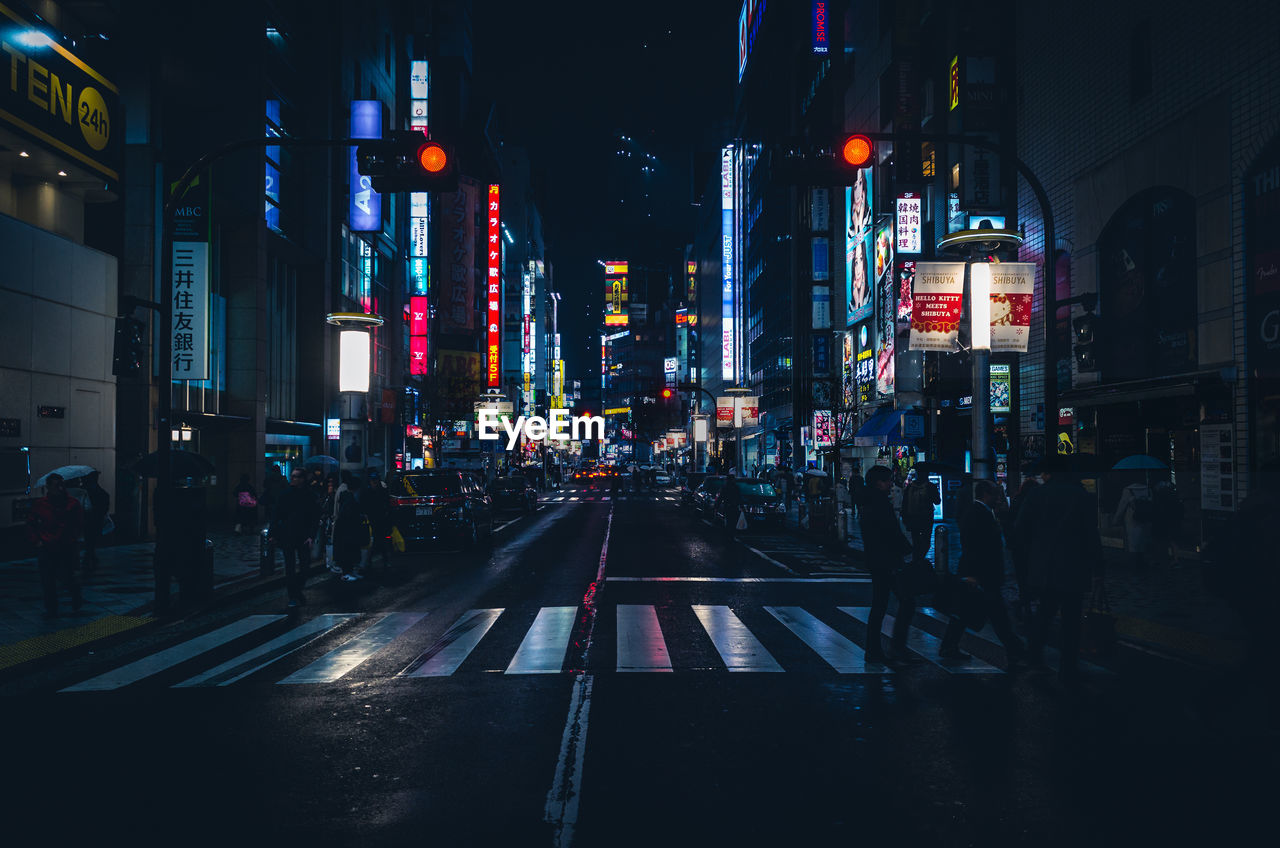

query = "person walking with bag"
(359, 472), (393, 572)
(268, 468), (319, 608)
(332, 478), (370, 583)
(80, 471), (110, 574)
(902, 468), (940, 562)
(1014, 456), (1104, 686)
(233, 473), (257, 534)
(27, 473), (84, 619)
(938, 480), (1027, 667)
(860, 465), (921, 665)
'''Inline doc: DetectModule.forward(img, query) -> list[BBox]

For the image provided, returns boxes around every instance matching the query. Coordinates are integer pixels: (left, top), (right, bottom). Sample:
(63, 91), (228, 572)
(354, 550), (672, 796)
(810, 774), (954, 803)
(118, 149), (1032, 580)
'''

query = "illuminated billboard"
(486, 185), (501, 387)
(722, 145), (736, 379)
(845, 166), (874, 326)
(604, 259), (629, 328)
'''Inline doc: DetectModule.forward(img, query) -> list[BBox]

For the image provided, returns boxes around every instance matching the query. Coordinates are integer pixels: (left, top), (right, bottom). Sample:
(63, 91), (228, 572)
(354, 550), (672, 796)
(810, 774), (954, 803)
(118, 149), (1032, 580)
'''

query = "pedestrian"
(27, 473), (84, 619)
(233, 473), (258, 534)
(267, 467), (320, 607)
(80, 471), (110, 574)
(317, 475), (339, 571)
(901, 468), (940, 562)
(261, 464), (286, 524)
(1113, 479), (1155, 571)
(938, 480), (1028, 667)
(1006, 476), (1042, 616)
(332, 477), (370, 583)
(1013, 455), (1104, 685)
(847, 463), (865, 520)
(360, 471), (393, 571)
(859, 465), (920, 665)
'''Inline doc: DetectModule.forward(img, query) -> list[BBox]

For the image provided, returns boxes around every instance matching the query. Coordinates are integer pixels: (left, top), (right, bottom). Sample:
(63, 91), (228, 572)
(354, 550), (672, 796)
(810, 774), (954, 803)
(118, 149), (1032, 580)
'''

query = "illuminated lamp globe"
(841, 135), (874, 168)
(417, 142), (448, 173)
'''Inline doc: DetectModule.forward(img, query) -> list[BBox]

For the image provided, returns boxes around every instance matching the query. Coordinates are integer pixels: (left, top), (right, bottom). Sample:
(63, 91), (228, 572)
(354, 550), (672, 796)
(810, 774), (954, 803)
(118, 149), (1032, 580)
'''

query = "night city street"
(2, 0), (1279, 845)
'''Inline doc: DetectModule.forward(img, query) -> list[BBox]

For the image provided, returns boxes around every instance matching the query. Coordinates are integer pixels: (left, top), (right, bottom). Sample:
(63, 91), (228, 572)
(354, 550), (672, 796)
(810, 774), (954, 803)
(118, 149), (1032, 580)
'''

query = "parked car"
(681, 472), (708, 505)
(387, 469), (493, 549)
(693, 475), (730, 514)
(487, 476), (538, 513)
(714, 479), (785, 530)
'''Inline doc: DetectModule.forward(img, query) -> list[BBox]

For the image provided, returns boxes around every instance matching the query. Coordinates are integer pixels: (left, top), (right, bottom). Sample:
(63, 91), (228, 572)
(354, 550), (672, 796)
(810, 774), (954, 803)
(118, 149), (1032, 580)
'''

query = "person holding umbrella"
(27, 473), (84, 619)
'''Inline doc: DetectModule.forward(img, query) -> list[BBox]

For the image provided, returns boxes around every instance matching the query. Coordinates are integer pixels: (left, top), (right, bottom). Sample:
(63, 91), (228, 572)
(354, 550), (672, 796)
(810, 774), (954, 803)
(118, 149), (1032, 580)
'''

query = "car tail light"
(392, 496), (428, 507)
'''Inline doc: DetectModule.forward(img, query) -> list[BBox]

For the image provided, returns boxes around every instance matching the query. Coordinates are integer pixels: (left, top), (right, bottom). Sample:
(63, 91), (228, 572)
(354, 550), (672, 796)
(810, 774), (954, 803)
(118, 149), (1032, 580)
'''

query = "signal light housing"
(357, 131), (458, 193)
(840, 134), (874, 169)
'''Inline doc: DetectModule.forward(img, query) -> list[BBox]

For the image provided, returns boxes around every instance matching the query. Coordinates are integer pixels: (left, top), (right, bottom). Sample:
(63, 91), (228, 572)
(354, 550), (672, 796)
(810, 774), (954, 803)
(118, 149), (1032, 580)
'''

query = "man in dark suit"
(860, 465), (921, 665)
(939, 479), (1027, 666)
(1013, 457), (1105, 684)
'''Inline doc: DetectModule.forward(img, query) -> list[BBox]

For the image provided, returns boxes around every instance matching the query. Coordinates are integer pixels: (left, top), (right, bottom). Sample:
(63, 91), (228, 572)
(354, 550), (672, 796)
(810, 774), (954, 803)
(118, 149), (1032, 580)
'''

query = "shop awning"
(854, 409), (907, 446)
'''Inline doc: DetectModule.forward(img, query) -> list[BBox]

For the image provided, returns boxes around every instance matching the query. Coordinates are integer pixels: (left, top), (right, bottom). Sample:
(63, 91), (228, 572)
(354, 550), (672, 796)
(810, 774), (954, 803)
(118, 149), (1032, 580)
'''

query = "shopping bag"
(736, 511), (749, 531)
(101, 514), (115, 536)
(390, 526), (406, 554)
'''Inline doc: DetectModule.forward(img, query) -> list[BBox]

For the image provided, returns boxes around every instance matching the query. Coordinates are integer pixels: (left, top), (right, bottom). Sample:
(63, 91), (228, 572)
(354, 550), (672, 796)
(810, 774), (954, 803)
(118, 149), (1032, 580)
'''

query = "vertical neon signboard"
(486, 184), (501, 387)
(721, 144), (736, 380)
(348, 100), (381, 232)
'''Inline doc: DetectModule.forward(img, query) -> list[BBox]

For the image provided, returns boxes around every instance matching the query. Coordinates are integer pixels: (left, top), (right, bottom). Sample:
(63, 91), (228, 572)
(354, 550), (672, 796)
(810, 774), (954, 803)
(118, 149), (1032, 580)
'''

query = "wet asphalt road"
(0, 483), (1270, 846)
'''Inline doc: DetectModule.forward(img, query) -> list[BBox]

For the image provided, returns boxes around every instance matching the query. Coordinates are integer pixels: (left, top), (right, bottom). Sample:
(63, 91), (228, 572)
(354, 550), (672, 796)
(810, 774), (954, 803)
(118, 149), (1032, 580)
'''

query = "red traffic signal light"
(417, 141), (448, 174)
(840, 134), (874, 168)
(661, 388), (674, 399)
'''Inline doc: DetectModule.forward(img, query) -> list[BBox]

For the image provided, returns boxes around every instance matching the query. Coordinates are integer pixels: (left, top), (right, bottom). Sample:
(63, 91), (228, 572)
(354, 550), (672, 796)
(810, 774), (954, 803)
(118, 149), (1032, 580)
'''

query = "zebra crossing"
(541, 492), (680, 503)
(57, 602), (1079, 693)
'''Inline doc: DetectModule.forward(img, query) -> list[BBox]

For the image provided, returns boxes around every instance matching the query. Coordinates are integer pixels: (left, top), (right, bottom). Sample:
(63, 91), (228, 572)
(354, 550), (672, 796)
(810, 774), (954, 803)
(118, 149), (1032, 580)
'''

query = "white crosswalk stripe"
(174, 614), (356, 688)
(616, 605), (672, 672)
(62, 615), (286, 692)
(765, 606), (889, 673)
(838, 607), (1002, 673)
(277, 612), (429, 684)
(64, 602), (1096, 691)
(692, 605), (783, 672)
(506, 606), (577, 674)
(401, 608), (504, 677)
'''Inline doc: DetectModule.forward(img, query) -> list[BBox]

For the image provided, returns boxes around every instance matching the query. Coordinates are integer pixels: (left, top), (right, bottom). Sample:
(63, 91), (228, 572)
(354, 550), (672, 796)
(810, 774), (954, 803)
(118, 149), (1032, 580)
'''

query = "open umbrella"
(34, 464), (98, 487)
(304, 455), (339, 470)
(1112, 454), (1168, 471)
(132, 450), (216, 479)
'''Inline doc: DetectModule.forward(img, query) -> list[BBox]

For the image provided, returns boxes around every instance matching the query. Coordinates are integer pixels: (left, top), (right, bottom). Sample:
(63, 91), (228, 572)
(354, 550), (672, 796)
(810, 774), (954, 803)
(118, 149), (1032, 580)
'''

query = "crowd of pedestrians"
(850, 453), (1106, 685)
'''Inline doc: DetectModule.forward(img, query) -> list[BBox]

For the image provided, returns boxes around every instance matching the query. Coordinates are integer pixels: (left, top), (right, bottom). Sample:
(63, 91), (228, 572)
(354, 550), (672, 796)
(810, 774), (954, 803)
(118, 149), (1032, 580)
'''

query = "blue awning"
(854, 409), (907, 446)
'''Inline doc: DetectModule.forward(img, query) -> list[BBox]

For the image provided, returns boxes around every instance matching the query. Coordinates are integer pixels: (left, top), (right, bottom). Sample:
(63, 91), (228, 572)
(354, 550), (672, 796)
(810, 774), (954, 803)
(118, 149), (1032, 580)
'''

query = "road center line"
(545, 502), (613, 847)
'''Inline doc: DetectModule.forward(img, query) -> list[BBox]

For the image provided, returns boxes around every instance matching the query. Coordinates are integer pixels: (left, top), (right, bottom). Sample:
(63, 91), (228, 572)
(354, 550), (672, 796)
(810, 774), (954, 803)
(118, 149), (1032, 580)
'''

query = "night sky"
(474, 1), (739, 393)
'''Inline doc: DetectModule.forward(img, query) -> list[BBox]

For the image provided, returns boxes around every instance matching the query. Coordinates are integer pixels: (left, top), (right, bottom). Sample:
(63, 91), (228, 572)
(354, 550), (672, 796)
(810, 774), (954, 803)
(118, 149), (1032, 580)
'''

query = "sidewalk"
(0, 526), (266, 673)
(782, 501), (1247, 667)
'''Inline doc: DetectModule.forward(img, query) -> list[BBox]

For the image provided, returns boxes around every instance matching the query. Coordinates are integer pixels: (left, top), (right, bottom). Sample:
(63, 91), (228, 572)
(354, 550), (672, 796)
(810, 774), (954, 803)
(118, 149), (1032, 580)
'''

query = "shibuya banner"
(909, 262), (965, 350)
(988, 262), (1036, 352)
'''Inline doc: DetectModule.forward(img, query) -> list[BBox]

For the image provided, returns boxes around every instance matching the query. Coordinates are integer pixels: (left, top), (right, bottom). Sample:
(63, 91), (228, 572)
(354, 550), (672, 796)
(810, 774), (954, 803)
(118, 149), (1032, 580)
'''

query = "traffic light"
(660, 387), (674, 400)
(1073, 312), (1098, 372)
(112, 316), (147, 378)
(840, 134), (874, 169)
(356, 131), (458, 193)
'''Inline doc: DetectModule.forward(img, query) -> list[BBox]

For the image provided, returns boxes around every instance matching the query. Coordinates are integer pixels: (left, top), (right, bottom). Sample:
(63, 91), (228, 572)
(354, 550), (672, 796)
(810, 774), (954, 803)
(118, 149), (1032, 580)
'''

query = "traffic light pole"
(155, 136), (363, 614)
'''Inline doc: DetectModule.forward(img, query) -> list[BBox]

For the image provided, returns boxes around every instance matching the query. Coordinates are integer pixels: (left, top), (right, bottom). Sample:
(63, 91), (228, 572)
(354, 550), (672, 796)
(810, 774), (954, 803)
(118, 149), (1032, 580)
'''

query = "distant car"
(572, 468), (590, 482)
(654, 471), (672, 485)
(714, 479), (785, 530)
(387, 469), (494, 549)
(487, 476), (538, 513)
(681, 472), (708, 505)
(693, 475), (730, 514)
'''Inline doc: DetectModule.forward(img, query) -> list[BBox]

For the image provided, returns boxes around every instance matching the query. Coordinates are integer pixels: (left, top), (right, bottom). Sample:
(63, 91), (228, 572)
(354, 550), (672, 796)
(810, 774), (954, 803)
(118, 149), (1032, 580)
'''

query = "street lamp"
(328, 311), (383, 472)
(936, 227), (1022, 483)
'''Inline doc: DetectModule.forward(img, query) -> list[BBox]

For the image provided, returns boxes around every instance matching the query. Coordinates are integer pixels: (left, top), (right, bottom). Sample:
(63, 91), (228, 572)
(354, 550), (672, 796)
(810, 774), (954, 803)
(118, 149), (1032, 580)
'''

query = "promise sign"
(908, 262), (965, 351)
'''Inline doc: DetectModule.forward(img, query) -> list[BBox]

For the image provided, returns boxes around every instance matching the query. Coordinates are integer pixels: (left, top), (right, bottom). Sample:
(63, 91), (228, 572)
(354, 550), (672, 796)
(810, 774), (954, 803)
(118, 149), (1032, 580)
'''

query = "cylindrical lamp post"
(936, 227), (1022, 485)
(328, 311), (383, 474)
